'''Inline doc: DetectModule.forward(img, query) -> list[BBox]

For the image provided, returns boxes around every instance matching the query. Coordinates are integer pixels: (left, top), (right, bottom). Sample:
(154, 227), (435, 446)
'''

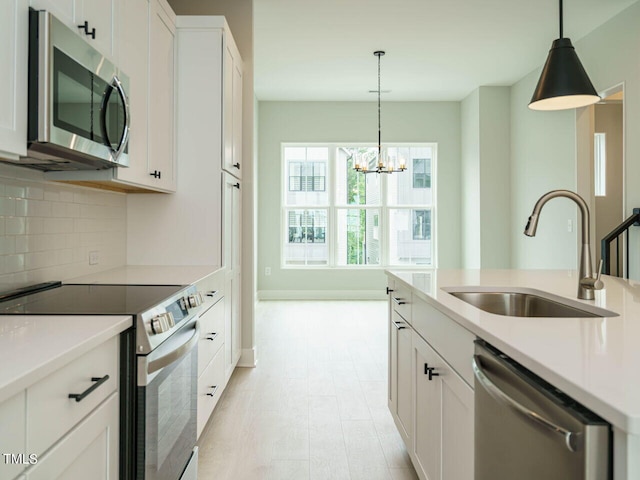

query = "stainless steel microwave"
(21, 9), (130, 171)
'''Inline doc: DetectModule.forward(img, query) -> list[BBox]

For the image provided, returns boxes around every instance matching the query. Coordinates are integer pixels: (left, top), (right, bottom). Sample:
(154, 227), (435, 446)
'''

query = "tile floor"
(197, 300), (418, 480)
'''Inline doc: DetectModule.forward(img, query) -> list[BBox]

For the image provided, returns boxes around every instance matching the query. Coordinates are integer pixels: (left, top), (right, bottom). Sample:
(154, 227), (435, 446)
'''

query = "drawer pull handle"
(206, 332), (218, 341)
(206, 291), (217, 297)
(68, 375), (110, 403)
(392, 297), (406, 305)
(206, 385), (219, 397)
(392, 320), (406, 330)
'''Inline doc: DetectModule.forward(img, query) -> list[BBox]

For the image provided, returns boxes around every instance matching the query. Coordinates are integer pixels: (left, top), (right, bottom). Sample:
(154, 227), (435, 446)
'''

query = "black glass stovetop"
(0, 282), (186, 315)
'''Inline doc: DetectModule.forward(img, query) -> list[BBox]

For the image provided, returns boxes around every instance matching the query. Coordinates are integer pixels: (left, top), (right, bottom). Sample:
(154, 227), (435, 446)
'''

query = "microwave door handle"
(111, 75), (130, 160)
(99, 82), (114, 153)
(472, 355), (580, 453)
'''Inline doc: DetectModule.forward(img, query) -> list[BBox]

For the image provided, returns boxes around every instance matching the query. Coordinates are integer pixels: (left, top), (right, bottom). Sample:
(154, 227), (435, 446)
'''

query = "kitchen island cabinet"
(387, 269), (640, 480)
(387, 277), (474, 480)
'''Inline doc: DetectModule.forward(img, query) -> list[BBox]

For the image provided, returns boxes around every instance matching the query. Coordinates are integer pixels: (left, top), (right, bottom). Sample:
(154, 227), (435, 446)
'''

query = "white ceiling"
(254, 0), (638, 101)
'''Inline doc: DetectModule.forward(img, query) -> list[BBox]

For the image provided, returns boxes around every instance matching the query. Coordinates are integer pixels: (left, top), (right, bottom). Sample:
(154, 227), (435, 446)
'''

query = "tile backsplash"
(0, 164), (126, 290)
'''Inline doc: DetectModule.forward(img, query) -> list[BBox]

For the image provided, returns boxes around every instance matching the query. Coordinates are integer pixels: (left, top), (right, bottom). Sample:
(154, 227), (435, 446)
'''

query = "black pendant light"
(529, 0), (600, 110)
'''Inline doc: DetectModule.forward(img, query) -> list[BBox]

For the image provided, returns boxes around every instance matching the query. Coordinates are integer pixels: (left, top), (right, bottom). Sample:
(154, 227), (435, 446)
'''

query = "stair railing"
(601, 208), (640, 278)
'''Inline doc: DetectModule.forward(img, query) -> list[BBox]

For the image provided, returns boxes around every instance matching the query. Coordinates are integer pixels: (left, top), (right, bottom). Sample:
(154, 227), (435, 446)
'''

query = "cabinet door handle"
(233, 182), (240, 189)
(206, 385), (219, 397)
(391, 320), (406, 330)
(206, 332), (218, 341)
(233, 162), (241, 170)
(392, 297), (405, 305)
(150, 170), (162, 179)
(68, 375), (110, 403)
(77, 21), (96, 39)
(206, 291), (217, 297)
(386, 287), (394, 294)
(424, 364), (440, 381)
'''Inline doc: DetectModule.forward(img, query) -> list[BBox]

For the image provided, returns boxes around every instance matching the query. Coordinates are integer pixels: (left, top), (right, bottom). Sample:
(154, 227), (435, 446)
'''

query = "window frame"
(280, 142), (437, 269)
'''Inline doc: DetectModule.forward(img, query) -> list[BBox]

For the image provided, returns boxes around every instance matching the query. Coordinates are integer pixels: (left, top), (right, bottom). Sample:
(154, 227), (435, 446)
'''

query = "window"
(594, 133), (606, 197)
(289, 161), (326, 191)
(413, 158), (431, 189)
(282, 144), (436, 268)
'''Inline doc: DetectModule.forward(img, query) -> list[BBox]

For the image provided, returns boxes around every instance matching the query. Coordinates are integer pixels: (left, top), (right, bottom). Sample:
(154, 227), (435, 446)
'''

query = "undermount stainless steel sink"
(445, 290), (617, 318)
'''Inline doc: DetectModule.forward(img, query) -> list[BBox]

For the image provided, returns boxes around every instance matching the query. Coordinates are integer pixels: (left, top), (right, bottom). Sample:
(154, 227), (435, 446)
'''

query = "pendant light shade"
(528, 1), (600, 110)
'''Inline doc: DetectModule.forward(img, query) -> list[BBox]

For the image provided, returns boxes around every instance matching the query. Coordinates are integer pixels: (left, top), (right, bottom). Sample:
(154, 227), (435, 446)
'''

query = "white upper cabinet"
(30, 0), (116, 59)
(222, 33), (243, 179)
(146, 0), (176, 191)
(0, 0), (28, 161)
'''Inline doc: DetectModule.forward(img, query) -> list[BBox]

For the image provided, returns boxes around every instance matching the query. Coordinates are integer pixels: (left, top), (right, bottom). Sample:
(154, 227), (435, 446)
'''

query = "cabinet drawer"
(27, 337), (118, 456)
(412, 297), (475, 387)
(198, 298), (225, 377)
(195, 270), (225, 307)
(390, 282), (412, 323)
(26, 392), (119, 480)
(0, 391), (26, 479)
(197, 345), (225, 438)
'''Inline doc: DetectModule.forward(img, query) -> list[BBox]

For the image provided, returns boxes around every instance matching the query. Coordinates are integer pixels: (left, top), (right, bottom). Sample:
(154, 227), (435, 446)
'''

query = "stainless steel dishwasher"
(473, 340), (611, 480)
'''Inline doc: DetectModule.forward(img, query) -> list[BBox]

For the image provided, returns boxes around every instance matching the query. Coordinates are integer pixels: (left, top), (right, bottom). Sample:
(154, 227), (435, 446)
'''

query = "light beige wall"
(257, 101), (461, 296)
(0, 164), (126, 289)
(479, 86), (511, 268)
(462, 86), (511, 269)
(594, 103), (624, 268)
(461, 89), (480, 268)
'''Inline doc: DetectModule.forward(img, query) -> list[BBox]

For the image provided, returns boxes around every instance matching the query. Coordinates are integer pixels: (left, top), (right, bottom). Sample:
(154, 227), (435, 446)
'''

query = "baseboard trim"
(237, 347), (257, 368)
(257, 290), (387, 301)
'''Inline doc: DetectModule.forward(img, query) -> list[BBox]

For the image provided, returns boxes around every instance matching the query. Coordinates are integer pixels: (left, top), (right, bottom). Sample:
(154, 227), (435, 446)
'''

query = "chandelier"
(354, 51), (407, 174)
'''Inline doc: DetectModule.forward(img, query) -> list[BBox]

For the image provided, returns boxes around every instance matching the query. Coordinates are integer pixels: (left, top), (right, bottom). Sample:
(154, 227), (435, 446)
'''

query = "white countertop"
(386, 269), (640, 435)
(0, 315), (131, 403)
(68, 265), (221, 286)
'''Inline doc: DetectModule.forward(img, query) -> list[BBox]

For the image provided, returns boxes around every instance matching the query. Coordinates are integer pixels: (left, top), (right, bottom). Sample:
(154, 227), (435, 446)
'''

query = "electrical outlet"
(265, 267), (271, 276)
(89, 251), (99, 265)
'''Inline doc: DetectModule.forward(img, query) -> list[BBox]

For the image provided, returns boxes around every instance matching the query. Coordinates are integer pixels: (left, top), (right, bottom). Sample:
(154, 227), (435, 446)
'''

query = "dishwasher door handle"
(472, 355), (579, 453)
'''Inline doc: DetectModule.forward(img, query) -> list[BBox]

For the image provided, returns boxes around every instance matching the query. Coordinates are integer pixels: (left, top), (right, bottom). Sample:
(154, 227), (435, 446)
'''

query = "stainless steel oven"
(20, 8), (130, 171)
(137, 316), (199, 480)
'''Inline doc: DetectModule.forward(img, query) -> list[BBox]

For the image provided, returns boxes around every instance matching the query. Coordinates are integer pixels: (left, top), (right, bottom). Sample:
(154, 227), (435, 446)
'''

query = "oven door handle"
(147, 321), (200, 375)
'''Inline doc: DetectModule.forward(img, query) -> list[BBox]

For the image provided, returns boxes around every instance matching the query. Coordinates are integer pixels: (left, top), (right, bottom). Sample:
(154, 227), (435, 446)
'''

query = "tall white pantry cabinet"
(126, 15), (244, 435)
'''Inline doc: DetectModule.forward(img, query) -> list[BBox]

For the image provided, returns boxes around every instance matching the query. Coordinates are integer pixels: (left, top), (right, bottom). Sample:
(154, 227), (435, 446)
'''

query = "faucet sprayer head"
(524, 213), (539, 237)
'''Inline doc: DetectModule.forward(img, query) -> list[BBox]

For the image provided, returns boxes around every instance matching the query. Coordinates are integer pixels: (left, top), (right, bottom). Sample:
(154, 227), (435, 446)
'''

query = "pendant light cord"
(559, 0), (563, 38)
(377, 53), (382, 158)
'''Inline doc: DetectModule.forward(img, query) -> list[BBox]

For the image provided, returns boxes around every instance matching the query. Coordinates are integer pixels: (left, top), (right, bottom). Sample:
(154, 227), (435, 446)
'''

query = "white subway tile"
(6, 184), (26, 198)
(5, 254), (25, 273)
(59, 190), (74, 202)
(0, 219), (5, 236)
(0, 237), (15, 255)
(43, 189), (60, 202)
(25, 217), (44, 234)
(0, 198), (16, 216)
(5, 217), (25, 235)
(14, 198), (27, 216)
(25, 185), (44, 200)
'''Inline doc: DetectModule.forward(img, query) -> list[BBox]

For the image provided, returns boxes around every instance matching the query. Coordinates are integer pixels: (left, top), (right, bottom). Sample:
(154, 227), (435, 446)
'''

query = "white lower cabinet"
(197, 344), (225, 437)
(0, 334), (120, 480)
(26, 392), (119, 480)
(0, 391), (27, 479)
(388, 283), (474, 480)
(412, 333), (474, 480)
(389, 310), (412, 445)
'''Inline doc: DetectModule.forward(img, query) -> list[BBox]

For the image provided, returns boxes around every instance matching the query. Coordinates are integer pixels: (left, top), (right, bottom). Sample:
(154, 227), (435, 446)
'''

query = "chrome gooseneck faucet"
(524, 190), (604, 300)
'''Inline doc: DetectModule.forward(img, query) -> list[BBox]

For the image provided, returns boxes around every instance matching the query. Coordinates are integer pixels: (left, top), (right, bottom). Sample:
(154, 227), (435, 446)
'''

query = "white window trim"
(280, 142), (437, 269)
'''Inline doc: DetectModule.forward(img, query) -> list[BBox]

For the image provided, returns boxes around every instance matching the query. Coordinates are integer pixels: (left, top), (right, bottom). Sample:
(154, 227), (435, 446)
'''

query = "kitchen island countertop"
(386, 268), (640, 435)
